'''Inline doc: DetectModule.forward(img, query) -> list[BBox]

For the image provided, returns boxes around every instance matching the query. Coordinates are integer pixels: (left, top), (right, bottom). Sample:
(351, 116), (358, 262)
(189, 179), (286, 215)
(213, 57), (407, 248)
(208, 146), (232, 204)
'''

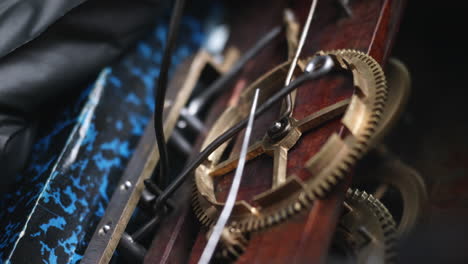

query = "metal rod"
(154, 0), (186, 187)
(180, 108), (206, 133)
(131, 214), (162, 242)
(117, 233), (147, 263)
(169, 128), (193, 156)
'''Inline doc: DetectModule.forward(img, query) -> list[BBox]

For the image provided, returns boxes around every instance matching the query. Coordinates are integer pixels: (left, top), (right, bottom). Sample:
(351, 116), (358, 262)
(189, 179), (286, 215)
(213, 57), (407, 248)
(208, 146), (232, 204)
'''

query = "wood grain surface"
(145, 0), (405, 263)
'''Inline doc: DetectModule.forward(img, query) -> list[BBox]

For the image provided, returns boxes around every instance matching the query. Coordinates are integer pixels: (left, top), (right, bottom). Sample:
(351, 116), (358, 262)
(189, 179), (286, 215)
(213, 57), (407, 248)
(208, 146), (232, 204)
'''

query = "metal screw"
(120, 181), (132, 191)
(99, 224), (111, 236)
(177, 120), (187, 129)
(268, 118), (291, 140)
(270, 121), (283, 133)
(305, 55), (334, 73)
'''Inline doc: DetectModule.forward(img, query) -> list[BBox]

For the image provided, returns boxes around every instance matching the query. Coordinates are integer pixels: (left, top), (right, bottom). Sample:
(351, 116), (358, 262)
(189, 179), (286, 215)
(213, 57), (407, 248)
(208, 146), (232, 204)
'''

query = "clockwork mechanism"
(193, 49), (390, 232)
(329, 189), (397, 264)
(353, 58), (427, 237)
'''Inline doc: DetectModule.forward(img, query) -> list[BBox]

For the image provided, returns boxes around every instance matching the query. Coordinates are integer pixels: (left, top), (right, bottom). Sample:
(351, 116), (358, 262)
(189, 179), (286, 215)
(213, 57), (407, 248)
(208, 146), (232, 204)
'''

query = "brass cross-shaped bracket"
(193, 50), (389, 233)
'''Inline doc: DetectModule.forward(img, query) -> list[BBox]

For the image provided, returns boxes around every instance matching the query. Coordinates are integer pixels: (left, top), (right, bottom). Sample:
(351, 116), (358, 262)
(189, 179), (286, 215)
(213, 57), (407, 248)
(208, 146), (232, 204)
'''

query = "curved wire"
(153, 55), (335, 211)
(282, 0), (319, 119)
(154, 0), (186, 187)
(186, 26), (282, 116)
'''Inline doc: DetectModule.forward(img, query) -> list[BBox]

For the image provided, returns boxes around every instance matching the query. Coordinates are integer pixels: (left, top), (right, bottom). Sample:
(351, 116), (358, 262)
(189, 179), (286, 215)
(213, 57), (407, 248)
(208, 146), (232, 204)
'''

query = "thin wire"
(153, 55), (334, 212)
(131, 57), (334, 239)
(198, 89), (260, 264)
(282, 0), (319, 118)
(154, 0), (186, 187)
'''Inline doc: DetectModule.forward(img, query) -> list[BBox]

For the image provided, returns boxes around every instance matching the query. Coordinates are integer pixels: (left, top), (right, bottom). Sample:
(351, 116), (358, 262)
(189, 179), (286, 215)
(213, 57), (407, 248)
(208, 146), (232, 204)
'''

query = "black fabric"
(0, 0), (164, 115)
(0, 0), (86, 58)
(0, 0), (164, 186)
(0, 114), (36, 193)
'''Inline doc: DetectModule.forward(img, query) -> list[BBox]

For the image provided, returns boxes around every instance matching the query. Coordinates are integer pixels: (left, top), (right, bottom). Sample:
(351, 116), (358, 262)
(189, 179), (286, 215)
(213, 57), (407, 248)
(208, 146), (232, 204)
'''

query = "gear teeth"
(193, 49), (390, 234)
(303, 49), (387, 200)
(287, 204), (295, 215)
(266, 216), (273, 226)
(326, 175), (338, 186)
(314, 185), (326, 198)
(298, 192), (310, 206)
(258, 218), (266, 230)
(246, 220), (253, 231)
(344, 188), (398, 264)
(280, 208), (288, 219)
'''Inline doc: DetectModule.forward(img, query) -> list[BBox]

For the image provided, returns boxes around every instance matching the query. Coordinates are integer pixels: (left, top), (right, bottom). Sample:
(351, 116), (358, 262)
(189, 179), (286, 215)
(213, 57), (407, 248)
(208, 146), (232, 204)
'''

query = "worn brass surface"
(193, 50), (391, 232)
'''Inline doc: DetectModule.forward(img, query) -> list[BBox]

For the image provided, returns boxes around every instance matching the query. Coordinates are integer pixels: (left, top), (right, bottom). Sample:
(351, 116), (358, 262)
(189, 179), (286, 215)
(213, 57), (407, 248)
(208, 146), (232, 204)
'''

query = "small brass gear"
(330, 189), (397, 264)
(354, 145), (427, 237)
(208, 227), (249, 263)
(193, 50), (389, 232)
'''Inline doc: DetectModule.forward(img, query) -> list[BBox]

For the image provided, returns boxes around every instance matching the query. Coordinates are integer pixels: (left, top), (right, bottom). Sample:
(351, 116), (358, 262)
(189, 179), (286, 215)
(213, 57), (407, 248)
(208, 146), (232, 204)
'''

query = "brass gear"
(193, 50), (388, 232)
(305, 49), (388, 197)
(369, 58), (411, 146)
(355, 145), (427, 237)
(330, 189), (397, 264)
(207, 226), (249, 263)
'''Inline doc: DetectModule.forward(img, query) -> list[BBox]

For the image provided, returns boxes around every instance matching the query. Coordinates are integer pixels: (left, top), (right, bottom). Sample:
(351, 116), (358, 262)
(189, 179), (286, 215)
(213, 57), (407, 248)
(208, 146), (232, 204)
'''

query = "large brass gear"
(193, 49), (388, 232)
(329, 189), (397, 264)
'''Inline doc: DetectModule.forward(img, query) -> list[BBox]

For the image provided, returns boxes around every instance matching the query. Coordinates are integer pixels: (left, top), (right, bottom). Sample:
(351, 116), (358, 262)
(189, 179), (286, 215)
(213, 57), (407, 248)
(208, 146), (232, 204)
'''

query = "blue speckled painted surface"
(0, 6), (216, 263)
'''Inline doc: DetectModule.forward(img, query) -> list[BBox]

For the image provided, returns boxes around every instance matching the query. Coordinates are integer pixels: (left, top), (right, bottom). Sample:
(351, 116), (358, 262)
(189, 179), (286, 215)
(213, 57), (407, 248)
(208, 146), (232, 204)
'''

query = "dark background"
(388, 1), (468, 262)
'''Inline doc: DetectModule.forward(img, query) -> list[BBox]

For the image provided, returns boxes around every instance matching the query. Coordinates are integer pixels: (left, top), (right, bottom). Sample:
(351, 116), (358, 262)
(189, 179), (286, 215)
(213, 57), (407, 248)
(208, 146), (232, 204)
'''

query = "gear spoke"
(194, 50), (389, 233)
(296, 98), (350, 133)
(209, 141), (265, 177)
(272, 146), (289, 187)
